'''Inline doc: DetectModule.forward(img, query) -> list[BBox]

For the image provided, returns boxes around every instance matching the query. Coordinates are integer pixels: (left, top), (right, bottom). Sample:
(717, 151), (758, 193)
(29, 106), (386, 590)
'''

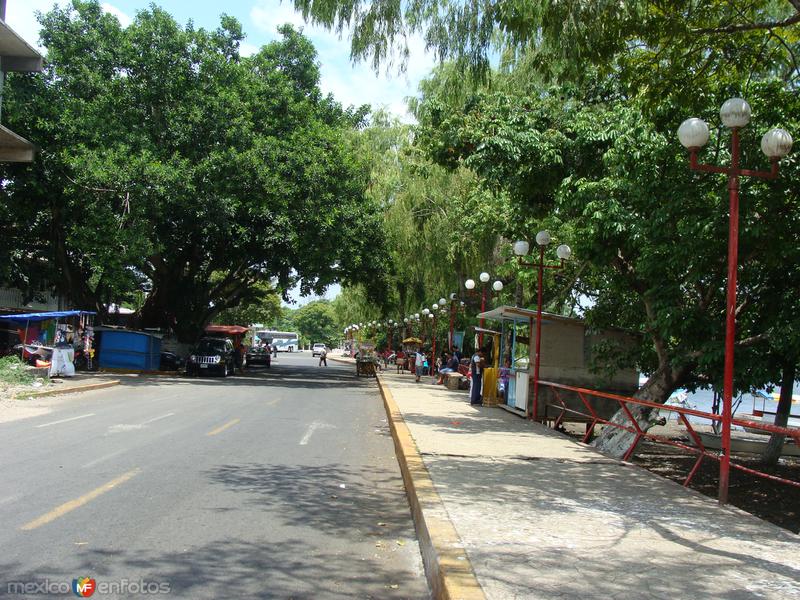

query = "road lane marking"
(141, 412), (175, 425)
(20, 468), (141, 531)
(207, 419), (240, 436)
(81, 449), (126, 469)
(34, 413), (95, 428)
(299, 421), (335, 445)
(106, 412), (177, 434)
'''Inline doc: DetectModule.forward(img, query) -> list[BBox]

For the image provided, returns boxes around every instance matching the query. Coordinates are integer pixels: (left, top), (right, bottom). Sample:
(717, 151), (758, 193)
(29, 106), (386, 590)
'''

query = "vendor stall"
(356, 341), (377, 377)
(205, 325), (249, 371)
(0, 310), (97, 376)
(477, 306), (639, 420)
(474, 326), (501, 406)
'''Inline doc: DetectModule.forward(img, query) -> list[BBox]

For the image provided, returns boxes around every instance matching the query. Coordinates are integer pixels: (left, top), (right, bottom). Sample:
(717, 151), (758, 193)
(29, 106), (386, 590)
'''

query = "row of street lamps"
(345, 232), (573, 421)
(344, 97), (791, 506)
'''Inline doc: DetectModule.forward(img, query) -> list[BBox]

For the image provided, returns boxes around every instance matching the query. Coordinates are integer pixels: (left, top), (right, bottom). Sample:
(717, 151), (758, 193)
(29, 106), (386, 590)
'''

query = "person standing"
(318, 346), (327, 367)
(470, 347), (486, 405)
(414, 348), (426, 382)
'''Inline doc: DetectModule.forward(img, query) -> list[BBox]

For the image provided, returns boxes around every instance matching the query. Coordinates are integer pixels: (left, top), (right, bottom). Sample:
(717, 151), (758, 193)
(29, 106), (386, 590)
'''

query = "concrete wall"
(531, 318), (639, 420)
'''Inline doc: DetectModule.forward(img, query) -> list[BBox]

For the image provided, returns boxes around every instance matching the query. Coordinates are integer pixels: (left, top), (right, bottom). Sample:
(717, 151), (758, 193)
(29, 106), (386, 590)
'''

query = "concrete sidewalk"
(373, 367), (800, 600)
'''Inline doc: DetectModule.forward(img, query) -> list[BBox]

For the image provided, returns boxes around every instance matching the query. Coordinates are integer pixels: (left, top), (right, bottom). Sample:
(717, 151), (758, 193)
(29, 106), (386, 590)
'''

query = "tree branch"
(692, 11), (800, 34)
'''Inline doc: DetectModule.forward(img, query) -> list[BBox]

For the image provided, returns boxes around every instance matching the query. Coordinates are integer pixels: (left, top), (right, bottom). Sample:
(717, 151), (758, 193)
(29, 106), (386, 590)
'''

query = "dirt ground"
(562, 422), (800, 534)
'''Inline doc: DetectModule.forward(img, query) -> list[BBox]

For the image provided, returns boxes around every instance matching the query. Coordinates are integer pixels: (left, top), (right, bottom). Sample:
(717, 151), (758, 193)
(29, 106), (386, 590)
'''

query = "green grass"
(0, 355), (36, 386)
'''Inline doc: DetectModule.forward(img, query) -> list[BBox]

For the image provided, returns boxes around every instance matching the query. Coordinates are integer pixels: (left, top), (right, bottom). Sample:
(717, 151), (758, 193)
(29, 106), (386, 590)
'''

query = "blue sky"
(11, 0), (436, 120)
(11, 0), (436, 306)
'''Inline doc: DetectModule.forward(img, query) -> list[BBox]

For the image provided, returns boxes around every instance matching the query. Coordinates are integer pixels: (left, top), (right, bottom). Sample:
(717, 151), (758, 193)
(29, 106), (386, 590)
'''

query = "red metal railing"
(539, 380), (800, 495)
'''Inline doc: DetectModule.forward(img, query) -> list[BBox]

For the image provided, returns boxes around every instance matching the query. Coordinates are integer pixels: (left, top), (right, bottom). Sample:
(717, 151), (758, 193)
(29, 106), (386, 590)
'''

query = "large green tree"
(293, 300), (339, 346)
(292, 0), (799, 91)
(411, 70), (800, 455)
(0, 1), (388, 341)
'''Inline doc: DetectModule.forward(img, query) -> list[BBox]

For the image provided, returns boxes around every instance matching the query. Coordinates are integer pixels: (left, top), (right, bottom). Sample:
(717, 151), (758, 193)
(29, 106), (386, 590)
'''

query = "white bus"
(255, 330), (299, 352)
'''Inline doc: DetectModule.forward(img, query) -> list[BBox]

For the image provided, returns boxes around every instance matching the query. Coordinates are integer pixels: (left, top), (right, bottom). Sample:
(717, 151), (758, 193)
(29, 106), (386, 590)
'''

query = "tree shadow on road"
(0, 536), (429, 599)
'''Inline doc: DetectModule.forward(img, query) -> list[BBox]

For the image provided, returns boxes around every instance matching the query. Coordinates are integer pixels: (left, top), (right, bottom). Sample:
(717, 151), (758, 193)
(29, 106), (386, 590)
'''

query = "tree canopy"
(0, 1), (389, 341)
(292, 0), (799, 94)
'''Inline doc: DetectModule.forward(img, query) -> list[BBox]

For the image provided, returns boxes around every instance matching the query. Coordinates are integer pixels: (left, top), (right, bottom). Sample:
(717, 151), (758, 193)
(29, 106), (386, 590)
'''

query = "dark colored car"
(186, 337), (236, 377)
(245, 346), (271, 368)
(159, 351), (185, 372)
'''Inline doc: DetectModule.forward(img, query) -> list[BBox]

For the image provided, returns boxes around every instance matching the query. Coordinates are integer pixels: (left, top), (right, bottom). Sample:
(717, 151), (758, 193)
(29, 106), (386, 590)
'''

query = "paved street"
(0, 354), (428, 599)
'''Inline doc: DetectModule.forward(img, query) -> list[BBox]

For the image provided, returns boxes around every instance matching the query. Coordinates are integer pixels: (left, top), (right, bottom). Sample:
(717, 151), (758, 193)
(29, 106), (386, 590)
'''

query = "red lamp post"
(513, 232), (572, 421)
(678, 98), (793, 505)
(465, 274), (504, 348)
(442, 293), (459, 350)
(386, 320), (396, 351)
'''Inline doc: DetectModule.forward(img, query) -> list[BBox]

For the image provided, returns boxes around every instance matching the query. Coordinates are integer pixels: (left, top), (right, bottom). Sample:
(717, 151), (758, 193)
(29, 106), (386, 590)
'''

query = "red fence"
(539, 380), (800, 497)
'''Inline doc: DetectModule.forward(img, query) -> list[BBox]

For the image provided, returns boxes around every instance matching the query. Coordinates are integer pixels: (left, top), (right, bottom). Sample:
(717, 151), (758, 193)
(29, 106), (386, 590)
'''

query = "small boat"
(695, 431), (800, 457)
(740, 413), (800, 435)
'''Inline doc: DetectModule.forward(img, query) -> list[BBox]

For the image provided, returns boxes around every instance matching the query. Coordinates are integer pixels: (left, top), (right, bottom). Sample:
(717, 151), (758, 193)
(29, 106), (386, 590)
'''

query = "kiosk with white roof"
(477, 306), (639, 420)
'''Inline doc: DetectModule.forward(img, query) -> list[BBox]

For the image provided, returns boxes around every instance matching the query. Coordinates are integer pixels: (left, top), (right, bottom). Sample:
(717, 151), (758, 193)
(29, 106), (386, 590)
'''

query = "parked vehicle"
(245, 346), (271, 368)
(312, 343), (326, 357)
(159, 351), (184, 372)
(186, 337), (236, 377)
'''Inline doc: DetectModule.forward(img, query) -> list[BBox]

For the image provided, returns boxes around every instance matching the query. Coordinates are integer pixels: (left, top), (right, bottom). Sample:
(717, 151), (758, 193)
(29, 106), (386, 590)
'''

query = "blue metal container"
(98, 329), (162, 371)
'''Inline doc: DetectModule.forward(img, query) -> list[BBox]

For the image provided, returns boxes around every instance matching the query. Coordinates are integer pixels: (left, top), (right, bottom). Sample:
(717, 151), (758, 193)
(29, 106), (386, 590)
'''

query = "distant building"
(0, 0), (44, 162)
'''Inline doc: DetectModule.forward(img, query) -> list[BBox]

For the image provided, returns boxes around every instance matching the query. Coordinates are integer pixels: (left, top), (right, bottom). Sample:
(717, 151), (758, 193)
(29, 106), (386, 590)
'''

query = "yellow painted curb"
(18, 380), (121, 399)
(376, 374), (486, 600)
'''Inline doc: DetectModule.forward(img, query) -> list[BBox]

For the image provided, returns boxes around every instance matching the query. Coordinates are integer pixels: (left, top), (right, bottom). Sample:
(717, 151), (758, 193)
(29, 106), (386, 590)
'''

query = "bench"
(396, 357), (407, 373)
(444, 368), (470, 391)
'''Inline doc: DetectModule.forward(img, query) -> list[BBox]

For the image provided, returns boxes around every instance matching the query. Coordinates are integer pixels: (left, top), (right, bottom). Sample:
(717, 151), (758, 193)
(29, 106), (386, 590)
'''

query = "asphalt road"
(0, 353), (429, 599)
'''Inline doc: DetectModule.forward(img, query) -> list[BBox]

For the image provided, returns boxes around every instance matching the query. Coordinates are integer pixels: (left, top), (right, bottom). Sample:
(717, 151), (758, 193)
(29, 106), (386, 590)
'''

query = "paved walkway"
(374, 366), (799, 600)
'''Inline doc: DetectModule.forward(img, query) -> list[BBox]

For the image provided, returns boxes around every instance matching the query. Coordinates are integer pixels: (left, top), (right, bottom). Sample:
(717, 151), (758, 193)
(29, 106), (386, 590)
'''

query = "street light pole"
(429, 310), (437, 378)
(513, 233), (572, 421)
(678, 98), (792, 505)
(466, 273), (503, 349)
(446, 293), (457, 350)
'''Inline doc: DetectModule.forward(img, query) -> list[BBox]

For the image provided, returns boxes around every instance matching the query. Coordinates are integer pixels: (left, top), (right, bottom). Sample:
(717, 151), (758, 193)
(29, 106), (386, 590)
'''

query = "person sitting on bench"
(436, 353), (459, 384)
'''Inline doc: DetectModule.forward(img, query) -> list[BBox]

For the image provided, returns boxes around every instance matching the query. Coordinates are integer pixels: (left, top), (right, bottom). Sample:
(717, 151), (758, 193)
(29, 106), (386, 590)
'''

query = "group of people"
(408, 345), (513, 407)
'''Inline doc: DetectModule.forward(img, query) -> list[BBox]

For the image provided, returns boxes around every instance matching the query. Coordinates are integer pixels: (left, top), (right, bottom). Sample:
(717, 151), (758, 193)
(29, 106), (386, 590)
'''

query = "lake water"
(640, 376), (800, 429)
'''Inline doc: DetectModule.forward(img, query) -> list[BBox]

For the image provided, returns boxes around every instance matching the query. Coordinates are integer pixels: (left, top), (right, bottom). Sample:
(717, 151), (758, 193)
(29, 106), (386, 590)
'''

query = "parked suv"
(186, 337), (237, 377)
(312, 343), (326, 357)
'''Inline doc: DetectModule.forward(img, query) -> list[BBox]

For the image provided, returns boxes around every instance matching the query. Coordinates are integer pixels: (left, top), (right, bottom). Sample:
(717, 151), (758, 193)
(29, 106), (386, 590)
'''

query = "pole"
(432, 316), (437, 379)
(21, 319), (30, 362)
(533, 245), (545, 421)
(479, 286), (486, 348)
(449, 300), (455, 350)
(719, 128), (741, 505)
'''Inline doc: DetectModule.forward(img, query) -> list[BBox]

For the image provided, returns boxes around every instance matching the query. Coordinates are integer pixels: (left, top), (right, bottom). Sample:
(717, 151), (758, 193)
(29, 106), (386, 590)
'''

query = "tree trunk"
(591, 363), (690, 459)
(761, 361), (796, 466)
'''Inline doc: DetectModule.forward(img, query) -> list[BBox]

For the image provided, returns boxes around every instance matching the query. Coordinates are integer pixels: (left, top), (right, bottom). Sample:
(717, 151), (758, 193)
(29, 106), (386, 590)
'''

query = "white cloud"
(251, 1), (311, 33)
(240, 42), (260, 57)
(5, 0), (70, 50)
(101, 3), (132, 28)
(6, 1), (131, 51)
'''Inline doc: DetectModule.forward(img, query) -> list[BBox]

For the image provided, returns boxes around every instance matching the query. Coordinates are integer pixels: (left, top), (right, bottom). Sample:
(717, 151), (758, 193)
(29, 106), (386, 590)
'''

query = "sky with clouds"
(8, 0), (437, 306)
(9, 0), (437, 121)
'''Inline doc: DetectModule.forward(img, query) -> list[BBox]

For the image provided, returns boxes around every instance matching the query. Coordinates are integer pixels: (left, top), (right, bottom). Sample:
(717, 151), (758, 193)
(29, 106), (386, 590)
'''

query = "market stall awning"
(477, 305), (578, 325)
(205, 325), (249, 336)
(0, 310), (97, 322)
